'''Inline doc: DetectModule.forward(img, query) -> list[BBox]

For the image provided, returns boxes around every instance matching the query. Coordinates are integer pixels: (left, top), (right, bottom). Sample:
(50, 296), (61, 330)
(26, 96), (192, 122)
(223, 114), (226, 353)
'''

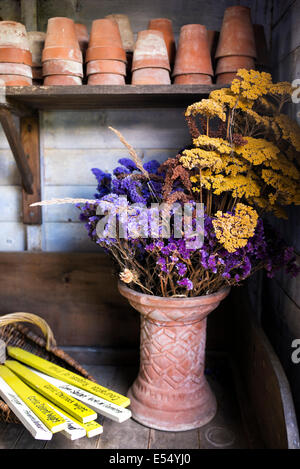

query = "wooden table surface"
(0, 356), (254, 449)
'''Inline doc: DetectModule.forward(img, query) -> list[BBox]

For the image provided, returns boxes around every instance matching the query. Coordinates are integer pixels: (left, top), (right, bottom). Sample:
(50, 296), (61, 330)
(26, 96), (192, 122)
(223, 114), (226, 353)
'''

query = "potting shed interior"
(0, 0), (299, 450)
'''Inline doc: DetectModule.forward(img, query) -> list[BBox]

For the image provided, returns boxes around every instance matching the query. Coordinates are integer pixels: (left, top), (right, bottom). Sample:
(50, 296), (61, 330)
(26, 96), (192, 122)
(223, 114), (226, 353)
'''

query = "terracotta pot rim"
(118, 281), (230, 306)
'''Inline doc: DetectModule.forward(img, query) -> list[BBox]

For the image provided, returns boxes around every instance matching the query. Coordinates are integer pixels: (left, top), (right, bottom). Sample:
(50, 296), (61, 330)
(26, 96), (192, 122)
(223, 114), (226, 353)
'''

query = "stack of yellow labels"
(0, 346), (131, 441)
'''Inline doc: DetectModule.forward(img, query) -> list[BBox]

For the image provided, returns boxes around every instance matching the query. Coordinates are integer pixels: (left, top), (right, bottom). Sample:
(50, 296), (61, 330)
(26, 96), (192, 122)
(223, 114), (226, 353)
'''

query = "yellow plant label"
(7, 347), (130, 407)
(0, 365), (66, 433)
(5, 360), (97, 423)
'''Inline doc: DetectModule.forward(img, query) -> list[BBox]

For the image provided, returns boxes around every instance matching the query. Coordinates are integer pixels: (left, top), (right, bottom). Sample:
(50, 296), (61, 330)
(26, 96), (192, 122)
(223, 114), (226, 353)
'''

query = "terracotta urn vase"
(148, 18), (176, 67)
(215, 6), (256, 59)
(119, 282), (230, 431)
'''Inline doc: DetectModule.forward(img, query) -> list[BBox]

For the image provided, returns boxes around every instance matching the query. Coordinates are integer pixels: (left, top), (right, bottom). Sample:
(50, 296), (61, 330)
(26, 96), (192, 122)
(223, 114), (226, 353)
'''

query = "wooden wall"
(262, 0), (300, 421)
(0, 0), (273, 357)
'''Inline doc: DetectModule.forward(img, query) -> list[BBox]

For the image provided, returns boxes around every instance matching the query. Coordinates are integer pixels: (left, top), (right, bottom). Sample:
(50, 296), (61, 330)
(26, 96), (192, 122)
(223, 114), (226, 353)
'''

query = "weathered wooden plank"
(43, 148), (176, 186)
(0, 109), (33, 194)
(5, 85), (220, 111)
(0, 252), (139, 348)
(232, 287), (300, 449)
(149, 428), (200, 449)
(42, 109), (189, 150)
(0, 186), (21, 221)
(0, 222), (25, 251)
(21, 116), (42, 224)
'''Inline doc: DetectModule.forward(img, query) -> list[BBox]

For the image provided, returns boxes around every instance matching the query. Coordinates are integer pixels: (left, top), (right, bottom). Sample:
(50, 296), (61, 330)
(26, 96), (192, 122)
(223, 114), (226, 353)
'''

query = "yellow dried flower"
(274, 114), (300, 151)
(231, 69), (273, 100)
(193, 135), (233, 154)
(180, 148), (222, 170)
(269, 82), (293, 97)
(185, 99), (226, 121)
(234, 137), (280, 165)
(210, 88), (253, 111)
(212, 203), (259, 252)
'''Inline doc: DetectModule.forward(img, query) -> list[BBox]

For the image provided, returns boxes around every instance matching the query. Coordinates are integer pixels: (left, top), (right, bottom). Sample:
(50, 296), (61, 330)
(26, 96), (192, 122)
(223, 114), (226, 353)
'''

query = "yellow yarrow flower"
(234, 137), (280, 165)
(231, 69), (273, 100)
(212, 203), (259, 253)
(193, 135), (233, 154)
(180, 148), (222, 170)
(185, 99), (226, 121)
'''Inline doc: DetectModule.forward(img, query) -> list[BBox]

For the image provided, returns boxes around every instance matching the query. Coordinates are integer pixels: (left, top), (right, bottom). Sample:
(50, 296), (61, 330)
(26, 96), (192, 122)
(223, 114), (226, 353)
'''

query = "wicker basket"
(0, 312), (96, 423)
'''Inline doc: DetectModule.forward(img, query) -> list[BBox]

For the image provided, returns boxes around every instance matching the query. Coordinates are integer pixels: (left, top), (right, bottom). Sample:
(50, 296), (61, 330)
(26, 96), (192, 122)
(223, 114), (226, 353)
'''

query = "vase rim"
(118, 281), (230, 305)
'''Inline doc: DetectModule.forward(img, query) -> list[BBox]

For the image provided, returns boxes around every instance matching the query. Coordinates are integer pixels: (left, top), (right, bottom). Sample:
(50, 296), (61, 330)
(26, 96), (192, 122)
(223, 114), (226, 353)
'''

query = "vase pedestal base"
(127, 378), (217, 432)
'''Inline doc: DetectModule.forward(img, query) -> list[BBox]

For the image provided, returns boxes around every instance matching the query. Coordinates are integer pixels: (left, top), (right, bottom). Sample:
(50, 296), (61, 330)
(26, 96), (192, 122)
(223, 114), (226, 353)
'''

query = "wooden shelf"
(4, 84), (221, 111)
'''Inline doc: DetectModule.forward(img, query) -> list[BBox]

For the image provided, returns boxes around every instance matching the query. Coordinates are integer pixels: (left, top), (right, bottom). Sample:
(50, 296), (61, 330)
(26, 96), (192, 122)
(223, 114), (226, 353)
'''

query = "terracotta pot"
(88, 18), (123, 48)
(216, 55), (255, 74)
(86, 59), (126, 76)
(106, 14), (135, 52)
(75, 23), (89, 53)
(173, 24), (213, 77)
(42, 59), (83, 77)
(215, 6), (256, 59)
(43, 17), (82, 63)
(132, 67), (171, 85)
(87, 73), (125, 85)
(119, 282), (230, 431)
(0, 74), (32, 86)
(216, 72), (238, 85)
(132, 30), (170, 72)
(0, 47), (32, 66)
(254, 24), (270, 70)
(174, 73), (212, 84)
(85, 45), (126, 63)
(148, 18), (176, 67)
(28, 31), (46, 67)
(43, 74), (82, 85)
(0, 62), (32, 78)
(0, 21), (30, 50)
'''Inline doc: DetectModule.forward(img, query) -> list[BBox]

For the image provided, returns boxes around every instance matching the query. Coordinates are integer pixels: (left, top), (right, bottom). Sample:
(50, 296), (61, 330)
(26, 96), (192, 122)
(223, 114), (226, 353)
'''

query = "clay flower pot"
(0, 75), (32, 86)
(43, 74), (82, 85)
(0, 21), (30, 50)
(75, 23), (89, 53)
(42, 17), (82, 63)
(28, 31), (46, 67)
(174, 73), (212, 85)
(86, 59), (126, 76)
(119, 282), (230, 431)
(216, 55), (255, 74)
(106, 14), (135, 52)
(0, 63), (32, 78)
(216, 72), (238, 85)
(43, 59), (83, 77)
(173, 24), (213, 77)
(86, 18), (126, 63)
(215, 6), (256, 59)
(87, 73), (125, 85)
(0, 47), (32, 66)
(131, 67), (171, 85)
(148, 18), (176, 67)
(132, 30), (170, 72)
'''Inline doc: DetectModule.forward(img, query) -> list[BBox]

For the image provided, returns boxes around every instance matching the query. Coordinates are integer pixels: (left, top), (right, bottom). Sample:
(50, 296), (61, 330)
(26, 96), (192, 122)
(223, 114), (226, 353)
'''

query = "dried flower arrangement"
(36, 70), (300, 298)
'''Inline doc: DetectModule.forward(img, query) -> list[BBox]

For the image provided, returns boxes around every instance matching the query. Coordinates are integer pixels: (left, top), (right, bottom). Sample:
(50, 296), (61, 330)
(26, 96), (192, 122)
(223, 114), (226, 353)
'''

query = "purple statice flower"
(176, 262), (187, 276)
(177, 278), (193, 290)
(118, 158), (137, 172)
(157, 257), (169, 273)
(143, 160), (161, 174)
(113, 166), (130, 177)
(91, 168), (112, 198)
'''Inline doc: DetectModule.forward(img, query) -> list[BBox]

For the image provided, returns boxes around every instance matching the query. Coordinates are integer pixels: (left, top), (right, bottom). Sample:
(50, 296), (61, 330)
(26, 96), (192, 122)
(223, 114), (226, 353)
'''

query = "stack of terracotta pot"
(106, 14), (135, 83)
(215, 6), (257, 85)
(42, 17), (83, 85)
(28, 31), (45, 84)
(0, 21), (32, 86)
(147, 18), (176, 71)
(173, 24), (213, 84)
(131, 30), (171, 85)
(85, 18), (127, 85)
